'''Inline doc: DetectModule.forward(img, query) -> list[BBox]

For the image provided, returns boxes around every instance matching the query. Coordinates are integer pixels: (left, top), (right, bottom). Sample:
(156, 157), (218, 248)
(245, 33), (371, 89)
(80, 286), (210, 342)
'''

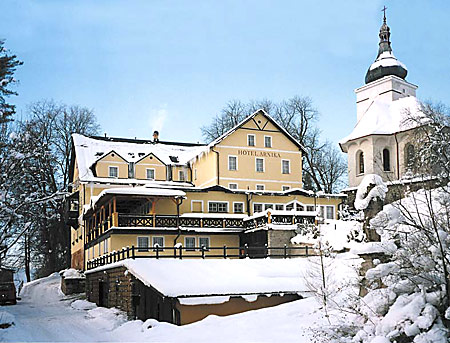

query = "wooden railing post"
(156, 246), (159, 259)
(305, 246), (309, 257)
(244, 243), (248, 258)
(201, 246), (205, 259)
(179, 245), (183, 260)
(223, 245), (227, 259)
(264, 243), (268, 258)
(284, 244), (287, 259)
(132, 246), (135, 259)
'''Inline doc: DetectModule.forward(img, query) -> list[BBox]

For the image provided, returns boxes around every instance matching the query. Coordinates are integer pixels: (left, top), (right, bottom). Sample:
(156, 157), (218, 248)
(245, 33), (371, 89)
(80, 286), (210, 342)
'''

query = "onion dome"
(365, 10), (407, 84)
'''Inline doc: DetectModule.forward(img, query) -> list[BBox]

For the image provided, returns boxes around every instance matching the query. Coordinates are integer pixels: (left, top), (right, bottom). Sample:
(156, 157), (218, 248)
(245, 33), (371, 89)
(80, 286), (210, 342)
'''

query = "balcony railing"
(86, 244), (316, 270)
(117, 214), (246, 229)
(86, 210), (317, 243)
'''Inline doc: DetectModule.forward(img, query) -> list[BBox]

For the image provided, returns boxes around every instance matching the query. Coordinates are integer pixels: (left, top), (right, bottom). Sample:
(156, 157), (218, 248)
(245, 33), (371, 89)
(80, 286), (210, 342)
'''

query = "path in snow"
(0, 271), (350, 342)
(0, 273), (119, 342)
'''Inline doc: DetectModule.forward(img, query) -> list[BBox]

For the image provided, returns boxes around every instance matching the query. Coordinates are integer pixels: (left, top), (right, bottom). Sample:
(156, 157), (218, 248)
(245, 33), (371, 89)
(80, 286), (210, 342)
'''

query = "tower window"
(358, 151), (364, 174)
(406, 144), (415, 167)
(383, 148), (390, 171)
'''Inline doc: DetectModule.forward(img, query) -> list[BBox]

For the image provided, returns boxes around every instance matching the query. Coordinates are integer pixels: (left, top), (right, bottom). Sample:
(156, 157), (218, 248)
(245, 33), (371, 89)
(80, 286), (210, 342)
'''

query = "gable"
(209, 109), (305, 153)
(135, 153), (166, 166)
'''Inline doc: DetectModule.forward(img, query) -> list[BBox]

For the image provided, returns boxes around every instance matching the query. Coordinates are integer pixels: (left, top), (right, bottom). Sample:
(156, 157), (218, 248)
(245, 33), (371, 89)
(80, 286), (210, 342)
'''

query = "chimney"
(153, 130), (159, 143)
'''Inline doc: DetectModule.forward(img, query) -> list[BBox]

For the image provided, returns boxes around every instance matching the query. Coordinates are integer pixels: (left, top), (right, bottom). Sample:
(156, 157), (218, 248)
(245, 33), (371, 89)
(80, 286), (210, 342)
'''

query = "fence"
(86, 244), (315, 270)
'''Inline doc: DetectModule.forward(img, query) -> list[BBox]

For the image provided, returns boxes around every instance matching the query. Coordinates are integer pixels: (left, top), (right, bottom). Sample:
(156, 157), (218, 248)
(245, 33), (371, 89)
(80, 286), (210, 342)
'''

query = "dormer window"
(179, 170), (186, 182)
(128, 162), (135, 178)
(109, 166), (118, 178)
(146, 168), (155, 180)
(169, 156), (179, 163)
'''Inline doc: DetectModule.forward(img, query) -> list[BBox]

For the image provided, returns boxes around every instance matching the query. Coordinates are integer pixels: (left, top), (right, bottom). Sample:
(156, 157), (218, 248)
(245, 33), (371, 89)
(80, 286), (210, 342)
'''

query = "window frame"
(208, 201), (229, 213)
(256, 184), (265, 191)
(247, 134), (256, 147)
(358, 151), (364, 175)
(282, 185), (291, 191)
(152, 236), (165, 251)
(109, 166), (119, 178)
(137, 236), (150, 252)
(382, 148), (391, 172)
(228, 183), (238, 190)
(326, 206), (335, 220)
(264, 135), (272, 148)
(228, 155), (238, 171)
(253, 203), (263, 213)
(198, 237), (210, 251)
(185, 236), (196, 251)
(178, 170), (186, 182)
(191, 200), (204, 213)
(255, 158), (265, 173)
(146, 168), (155, 180)
(281, 159), (291, 174)
(233, 202), (245, 213)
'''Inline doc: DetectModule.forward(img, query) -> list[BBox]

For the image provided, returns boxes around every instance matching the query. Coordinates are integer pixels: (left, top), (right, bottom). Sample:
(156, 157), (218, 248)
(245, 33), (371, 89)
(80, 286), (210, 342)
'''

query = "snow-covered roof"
(84, 186), (186, 213)
(85, 258), (314, 297)
(73, 134), (207, 182)
(340, 96), (424, 148)
(369, 51), (407, 72)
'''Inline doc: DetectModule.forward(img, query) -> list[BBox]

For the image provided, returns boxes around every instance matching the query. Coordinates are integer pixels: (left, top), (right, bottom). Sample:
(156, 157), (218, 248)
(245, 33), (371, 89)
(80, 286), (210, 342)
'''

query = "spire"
(364, 8), (408, 84)
(377, 6), (392, 58)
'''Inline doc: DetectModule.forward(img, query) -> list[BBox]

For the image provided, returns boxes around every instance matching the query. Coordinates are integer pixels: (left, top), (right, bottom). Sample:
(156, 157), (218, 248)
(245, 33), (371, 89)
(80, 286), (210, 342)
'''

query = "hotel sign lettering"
(237, 150), (281, 158)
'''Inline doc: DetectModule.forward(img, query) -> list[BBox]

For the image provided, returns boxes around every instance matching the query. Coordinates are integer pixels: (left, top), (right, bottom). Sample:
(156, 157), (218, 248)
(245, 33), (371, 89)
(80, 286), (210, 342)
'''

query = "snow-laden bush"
(349, 186), (450, 342)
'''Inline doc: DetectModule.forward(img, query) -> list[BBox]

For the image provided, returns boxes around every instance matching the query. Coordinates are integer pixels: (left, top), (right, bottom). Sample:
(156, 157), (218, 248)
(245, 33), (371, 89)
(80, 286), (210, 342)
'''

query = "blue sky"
(2, 0), (449, 146)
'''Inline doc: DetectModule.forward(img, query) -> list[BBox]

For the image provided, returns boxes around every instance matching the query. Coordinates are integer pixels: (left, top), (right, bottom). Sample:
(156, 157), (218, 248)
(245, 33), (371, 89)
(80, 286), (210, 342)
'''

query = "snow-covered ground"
(0, 255), (360, 342)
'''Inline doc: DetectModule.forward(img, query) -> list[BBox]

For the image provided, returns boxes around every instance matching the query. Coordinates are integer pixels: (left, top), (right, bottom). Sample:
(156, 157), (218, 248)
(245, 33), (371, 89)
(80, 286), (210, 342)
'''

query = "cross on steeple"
(382, 6), (387, 23)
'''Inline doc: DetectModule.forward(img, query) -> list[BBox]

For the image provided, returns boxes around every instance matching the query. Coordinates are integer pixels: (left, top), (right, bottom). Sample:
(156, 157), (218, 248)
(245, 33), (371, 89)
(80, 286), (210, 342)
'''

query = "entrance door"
(98, 281), (108, 307)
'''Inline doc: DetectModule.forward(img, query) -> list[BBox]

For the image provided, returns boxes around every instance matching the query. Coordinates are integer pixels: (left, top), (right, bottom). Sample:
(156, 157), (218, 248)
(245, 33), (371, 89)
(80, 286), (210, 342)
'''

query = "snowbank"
(61, 268), (84, 279)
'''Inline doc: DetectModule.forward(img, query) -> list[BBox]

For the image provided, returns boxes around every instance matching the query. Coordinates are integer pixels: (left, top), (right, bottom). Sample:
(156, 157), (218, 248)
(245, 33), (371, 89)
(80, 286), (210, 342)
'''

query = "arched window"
(383, 148), (390, 171)
(358, 151), (364, 174)
(406, 144), (415, 167)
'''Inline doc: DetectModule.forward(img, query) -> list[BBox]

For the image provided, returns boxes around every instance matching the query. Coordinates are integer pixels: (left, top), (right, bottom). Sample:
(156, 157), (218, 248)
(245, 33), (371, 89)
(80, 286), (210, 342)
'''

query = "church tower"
(340, 10), (421, 188)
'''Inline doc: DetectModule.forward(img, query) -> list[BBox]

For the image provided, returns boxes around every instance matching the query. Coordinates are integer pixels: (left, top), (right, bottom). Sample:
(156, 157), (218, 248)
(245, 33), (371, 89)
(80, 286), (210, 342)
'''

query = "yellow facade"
(69, 110), (344, 270)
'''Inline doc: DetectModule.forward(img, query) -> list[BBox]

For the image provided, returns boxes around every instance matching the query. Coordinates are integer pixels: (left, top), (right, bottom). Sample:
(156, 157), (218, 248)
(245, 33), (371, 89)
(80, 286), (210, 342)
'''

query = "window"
(264, 204), (274, 211)
(275, 204), (284, 210)
(152, 236), (164, 251)
(137, 236), (149, 252)
(229, 183), (238, 190)
(256, 184), (265, 191)
(358, 151), (364, 174)
(286, 203), (294, 211)
(326, 206), (334, 219)
(253, 203), (263, 213)
(282, 160), (290, 174)
(199, 237), (210, 251)
(179, 170), (186, 181)
(103, 239), (108, 254)
(128, 162), (135, 178)
(233, 202), (244, 213)
(247, 134), (255, 146)
(282, 185), (290, 191)
(185, 237), (196, 251)
(382, 148), (390, 171)
(208, 202), (228, 213)
(264, 136), (272, 148)
(406, 144), (415, 167)
(256, 158), (264, 172)
(191, 200), (203, 213)
(307, 205), (315, 212)
(146, 168), (155, 180)
(228, 155), (237, 171)
(319, 206), (325, 218)
(296, 203), (304, 211)
(109, 166), (118, 178)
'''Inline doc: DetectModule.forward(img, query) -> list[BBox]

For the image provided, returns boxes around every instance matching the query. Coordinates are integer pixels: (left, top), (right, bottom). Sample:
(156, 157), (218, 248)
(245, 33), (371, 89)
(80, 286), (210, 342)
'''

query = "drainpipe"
(394, 132), (400, 180)
(211, 148), (220, 185)
(173, 197), (184, 245)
